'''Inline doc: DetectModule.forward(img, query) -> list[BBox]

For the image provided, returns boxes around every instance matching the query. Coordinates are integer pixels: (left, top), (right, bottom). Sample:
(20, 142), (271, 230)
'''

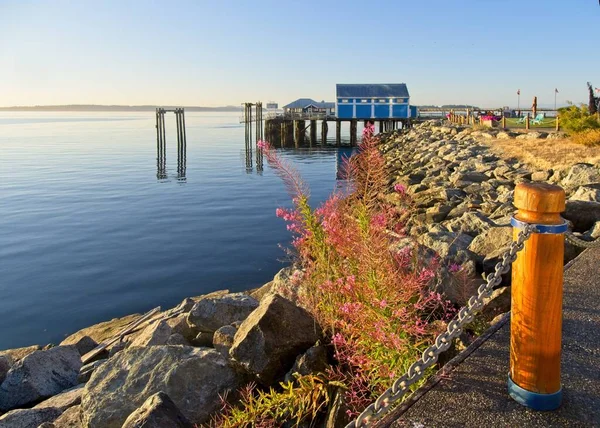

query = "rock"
(121, 392), (193, 428)
(325, 387), (350, 428)
(0, 346), (82, 411)
(51, 405), (81, 428)
(426, 204), (453, 222)
(563, 201), (600, 232)
(78, 360), (106, 384)
(562, 163), (600, 189)
(482, 286), (511, 316)
(61, 314), (140, 351)
(212, 326), (237, 357)
(468, 226), (513, 263)
(444, 211), (496, 237)
(569, 184), (600, 203)
(249, 282), (274, 302)
(531, 170), (552, 182)
(417, 231), (474, 264)
(0, 407), (62, 428)
(450, 171), (489, 184)
(0, 345), (41, 363)
(129, 320), (172, 347)
(587, 221), (600, 239)
(187, 293), (259, 333)
(165, 334), (188, 346)
(230, 294), (321, 385)
(496, 131), (515, 139)
(191, 332), (214, 347)
(34, 385), (84, 411)
(70, 337), (98, 357)
(0, 357), (10, 385)
(39, 423), (56, 428)
(284, 345), (329, 383)
(108, 342), (127, 359)
(166, 315), (196, 342)
(80, 346), (242, 428)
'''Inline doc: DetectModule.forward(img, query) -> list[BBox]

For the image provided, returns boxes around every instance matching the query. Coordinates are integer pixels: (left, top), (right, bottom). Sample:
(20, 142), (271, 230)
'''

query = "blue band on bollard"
(508, 375), (562, 411)
(510, 217), (569, 234)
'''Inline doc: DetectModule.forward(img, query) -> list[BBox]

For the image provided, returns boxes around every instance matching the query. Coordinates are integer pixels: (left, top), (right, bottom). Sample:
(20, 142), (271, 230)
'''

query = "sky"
(1, 0), (599, 108)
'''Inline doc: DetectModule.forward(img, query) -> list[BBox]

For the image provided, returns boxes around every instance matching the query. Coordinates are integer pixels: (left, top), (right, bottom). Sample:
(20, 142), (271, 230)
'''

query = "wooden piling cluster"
(155, 107), (187, 180)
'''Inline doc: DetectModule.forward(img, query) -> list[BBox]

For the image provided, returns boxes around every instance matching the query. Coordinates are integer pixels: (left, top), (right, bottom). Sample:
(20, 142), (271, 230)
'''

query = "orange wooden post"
(526, 115), (530, 130)
(502, 115), (506, 128)
(509, 182), (566, 410)
(556, 115), (560, 132)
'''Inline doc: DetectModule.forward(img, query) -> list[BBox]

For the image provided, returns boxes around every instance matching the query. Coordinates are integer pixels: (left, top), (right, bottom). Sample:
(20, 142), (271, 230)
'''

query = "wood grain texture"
(510, 182), (565, 393)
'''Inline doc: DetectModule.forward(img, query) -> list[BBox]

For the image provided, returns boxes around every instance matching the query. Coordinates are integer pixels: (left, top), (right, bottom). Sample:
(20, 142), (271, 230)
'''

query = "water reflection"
(155, 131), (187, 182)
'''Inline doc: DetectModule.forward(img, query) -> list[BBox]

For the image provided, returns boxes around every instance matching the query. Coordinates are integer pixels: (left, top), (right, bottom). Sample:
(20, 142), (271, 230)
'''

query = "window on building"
(341, 99), (349, 103)
(379, 99), (387, 103)
(396, 98), (406, 103)
(361, 99), (370, 103)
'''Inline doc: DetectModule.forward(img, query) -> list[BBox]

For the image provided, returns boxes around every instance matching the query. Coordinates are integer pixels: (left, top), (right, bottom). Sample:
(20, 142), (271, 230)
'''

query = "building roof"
(336, 84), (410, 98)
(283, 98), (335, 109)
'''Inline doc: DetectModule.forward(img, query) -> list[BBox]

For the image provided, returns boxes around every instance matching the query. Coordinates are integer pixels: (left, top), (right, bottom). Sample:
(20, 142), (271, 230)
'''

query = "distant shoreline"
(0, 105), (242, 112)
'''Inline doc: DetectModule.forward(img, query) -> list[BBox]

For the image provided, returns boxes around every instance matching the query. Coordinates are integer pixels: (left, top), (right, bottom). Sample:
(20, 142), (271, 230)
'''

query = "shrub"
(570, 129), (600, 147)
(558, 104), (600, 134)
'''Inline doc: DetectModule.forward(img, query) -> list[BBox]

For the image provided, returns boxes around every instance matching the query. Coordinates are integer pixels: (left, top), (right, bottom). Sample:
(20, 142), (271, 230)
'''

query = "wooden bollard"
(526, 115), (530, 130)
(502, 115), (506, 128)
(509, 182), (566, 410)
(556, 115), (560, 132)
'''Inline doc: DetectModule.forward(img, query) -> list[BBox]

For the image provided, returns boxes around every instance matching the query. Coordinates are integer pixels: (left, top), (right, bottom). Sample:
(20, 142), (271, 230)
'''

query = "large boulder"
(166, 315), (196, 342)
(212, 325), (237, 357)
(51, 405), (81, 428)
(70, 337), (98, 357)
(121, 392), (193, 428)
(0, 346), (82, 411)
(230, 294), (321, 385)
(187, 293), (259, 333)
(561, 163), (600, 189)
(444, 211), (496, 237)
(569, 184), (600, 203)
(417, 231), (475, 265)
(34, 384), (84, 411)
(0, 357), (10, 384)
(284, 345), (329, 383)
(563, 200), (600, 232)
(61, 314), (140, 350)
(468, 226), (513, 263)
(129, 320), (172, 347)
(80, 346), (242, 428)
(0, 407), (62, 428)
(0, 345), (41, 363)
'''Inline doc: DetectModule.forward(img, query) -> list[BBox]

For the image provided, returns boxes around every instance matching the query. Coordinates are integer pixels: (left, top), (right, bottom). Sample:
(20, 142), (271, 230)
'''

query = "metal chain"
(565, 231), (600, 249)
(345, 224), (535, 428)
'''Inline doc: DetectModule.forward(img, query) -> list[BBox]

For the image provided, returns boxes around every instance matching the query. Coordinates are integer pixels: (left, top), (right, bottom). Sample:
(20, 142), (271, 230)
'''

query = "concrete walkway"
(381, 248), (600, 428)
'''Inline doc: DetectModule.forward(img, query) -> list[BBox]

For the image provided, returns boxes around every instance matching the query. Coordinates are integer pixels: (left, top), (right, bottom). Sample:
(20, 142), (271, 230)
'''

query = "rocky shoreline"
(1, 120), (599, 428)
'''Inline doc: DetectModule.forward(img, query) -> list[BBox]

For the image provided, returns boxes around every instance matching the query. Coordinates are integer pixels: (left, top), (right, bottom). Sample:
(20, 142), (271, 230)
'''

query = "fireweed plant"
(213, 125), (454, 425)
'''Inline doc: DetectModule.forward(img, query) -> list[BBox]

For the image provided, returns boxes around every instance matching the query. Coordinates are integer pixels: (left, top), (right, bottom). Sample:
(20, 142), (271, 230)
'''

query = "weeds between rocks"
(209, 125), (455, 426)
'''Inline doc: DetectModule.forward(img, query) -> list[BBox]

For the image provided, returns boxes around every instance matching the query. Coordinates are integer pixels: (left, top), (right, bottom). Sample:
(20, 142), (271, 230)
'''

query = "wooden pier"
(241, 104), (410, 147)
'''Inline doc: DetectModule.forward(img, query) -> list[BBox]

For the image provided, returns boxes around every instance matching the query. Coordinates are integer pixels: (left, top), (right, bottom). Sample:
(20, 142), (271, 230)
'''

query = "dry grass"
(571, 129), (600, 147)
(480, 136), (600, 171)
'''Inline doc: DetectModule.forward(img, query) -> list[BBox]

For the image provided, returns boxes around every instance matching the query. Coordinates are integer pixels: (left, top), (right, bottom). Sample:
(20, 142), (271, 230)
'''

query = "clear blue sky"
(1, 0), (598, 108)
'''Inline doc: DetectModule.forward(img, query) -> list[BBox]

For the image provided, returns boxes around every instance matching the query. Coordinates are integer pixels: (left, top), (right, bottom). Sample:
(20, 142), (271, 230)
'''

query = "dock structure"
(155, 107), (187, 181)
(242, 84), (417, 147)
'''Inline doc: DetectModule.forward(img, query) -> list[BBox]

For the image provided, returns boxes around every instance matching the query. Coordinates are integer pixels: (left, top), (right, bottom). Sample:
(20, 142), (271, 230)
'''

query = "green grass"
(503, 117), (558, 129)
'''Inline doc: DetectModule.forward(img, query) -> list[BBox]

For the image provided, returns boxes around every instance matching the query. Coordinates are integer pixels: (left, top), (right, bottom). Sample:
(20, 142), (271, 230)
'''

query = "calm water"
(0, 111), (357, 350)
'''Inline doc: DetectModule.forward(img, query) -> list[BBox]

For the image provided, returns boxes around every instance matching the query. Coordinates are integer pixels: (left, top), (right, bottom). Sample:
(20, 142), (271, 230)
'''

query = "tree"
(588, 82), (598, 115)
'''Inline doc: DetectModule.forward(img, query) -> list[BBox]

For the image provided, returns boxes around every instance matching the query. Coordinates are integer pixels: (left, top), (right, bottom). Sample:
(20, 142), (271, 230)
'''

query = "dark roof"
(283, 98), (335, 109)
(283, 98), (317, 109)
(336, 84), (410, 98)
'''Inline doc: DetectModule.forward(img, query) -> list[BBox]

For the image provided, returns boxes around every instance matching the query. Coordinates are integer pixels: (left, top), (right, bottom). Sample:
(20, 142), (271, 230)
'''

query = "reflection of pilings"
(336, 121), (341, 146)
(256, 145), (263, 173)
(156, 108), (167, 179)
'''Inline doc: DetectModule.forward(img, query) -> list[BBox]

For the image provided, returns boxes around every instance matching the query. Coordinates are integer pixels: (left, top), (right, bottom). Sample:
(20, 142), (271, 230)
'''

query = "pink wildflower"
(448, 263), (461, 273)
(394, 183), (406, 194)
(256, 140), (268, 149)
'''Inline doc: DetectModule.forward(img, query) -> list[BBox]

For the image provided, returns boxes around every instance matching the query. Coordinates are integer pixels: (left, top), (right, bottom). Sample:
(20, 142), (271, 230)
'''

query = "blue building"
(336, 84), (416, 120)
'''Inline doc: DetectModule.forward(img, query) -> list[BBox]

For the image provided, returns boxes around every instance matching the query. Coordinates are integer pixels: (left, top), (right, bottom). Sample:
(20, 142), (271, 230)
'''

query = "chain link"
(565, 231), (600, 249)
(345, 224), (535, 428)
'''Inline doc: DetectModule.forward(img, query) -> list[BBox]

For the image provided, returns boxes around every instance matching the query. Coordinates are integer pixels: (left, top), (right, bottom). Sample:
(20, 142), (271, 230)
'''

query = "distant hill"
(0, 104), (242, 112)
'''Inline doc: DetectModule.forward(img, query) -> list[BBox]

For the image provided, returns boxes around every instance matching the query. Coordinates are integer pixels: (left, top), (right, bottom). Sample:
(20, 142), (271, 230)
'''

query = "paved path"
(381, 248), (600, 428)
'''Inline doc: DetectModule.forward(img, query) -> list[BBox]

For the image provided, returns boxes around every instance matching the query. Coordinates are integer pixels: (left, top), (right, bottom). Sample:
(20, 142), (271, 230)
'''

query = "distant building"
(336, 84), (416, 120)
(266, 102), (278, 109)
(282, 98), (335, 115)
